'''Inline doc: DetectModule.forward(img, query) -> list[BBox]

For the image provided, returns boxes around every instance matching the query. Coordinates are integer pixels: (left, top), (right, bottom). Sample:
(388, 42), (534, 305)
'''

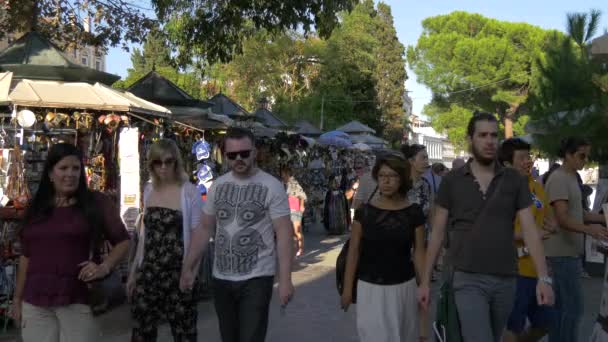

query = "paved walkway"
(1, 223), (604, 341)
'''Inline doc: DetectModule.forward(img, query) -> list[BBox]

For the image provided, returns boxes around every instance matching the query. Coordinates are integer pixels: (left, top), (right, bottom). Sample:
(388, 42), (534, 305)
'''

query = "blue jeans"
(507, 276), (556, 333)
(547, 257), (584, 342)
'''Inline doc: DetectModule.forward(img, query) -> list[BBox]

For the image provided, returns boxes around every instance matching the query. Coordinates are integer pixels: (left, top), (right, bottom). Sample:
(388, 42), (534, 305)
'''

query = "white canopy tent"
(0, 72), (11, 105)
(4, 77), (171, 117)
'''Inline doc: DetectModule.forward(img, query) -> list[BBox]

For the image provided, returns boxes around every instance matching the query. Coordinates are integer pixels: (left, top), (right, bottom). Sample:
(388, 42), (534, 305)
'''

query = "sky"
(106, 0), (608, 116)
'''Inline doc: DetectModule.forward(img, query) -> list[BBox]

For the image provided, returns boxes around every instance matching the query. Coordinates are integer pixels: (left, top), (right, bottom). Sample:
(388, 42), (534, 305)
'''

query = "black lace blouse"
(354, 203), (425, 285)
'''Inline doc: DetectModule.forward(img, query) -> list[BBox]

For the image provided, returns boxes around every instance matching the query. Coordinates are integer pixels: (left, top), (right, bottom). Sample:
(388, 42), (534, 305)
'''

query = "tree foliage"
(374, 3), (407, 143)
(218, 30), (325, 118)
(1, 0), (354, 66)
(407, 11), (554, 149)
(155, 0), (357, 66)
(113, 30), (206, 99)
(210, 1), (407, 143)
(0, 0), (154, 51)
(528, 9), (608, 161)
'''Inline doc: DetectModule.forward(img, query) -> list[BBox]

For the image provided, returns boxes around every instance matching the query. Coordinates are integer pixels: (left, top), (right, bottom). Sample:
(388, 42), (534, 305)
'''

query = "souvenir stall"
(126, 70), (229, 200)
(0, 74), (173, 322)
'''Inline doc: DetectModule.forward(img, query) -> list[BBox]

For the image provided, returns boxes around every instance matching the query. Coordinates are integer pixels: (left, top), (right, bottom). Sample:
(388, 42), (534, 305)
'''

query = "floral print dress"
(131, 207), (197, 341)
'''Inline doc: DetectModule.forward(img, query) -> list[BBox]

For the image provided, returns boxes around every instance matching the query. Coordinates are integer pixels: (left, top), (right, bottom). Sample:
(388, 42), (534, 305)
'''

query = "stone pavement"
(0, 223), (604, 341)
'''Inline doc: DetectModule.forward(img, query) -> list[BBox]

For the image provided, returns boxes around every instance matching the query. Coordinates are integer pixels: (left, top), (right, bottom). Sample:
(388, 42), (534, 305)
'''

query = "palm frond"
(566, 12), (587, 47)
(584, 9), (602, 43)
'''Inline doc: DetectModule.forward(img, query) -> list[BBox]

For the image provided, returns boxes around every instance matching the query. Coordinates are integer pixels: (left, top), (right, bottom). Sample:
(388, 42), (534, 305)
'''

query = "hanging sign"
(119, 127), (140, 231)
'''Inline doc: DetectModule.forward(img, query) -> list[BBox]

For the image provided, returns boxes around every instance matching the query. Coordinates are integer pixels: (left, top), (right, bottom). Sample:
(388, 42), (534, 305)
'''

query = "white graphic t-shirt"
(204, 170), (290, 281)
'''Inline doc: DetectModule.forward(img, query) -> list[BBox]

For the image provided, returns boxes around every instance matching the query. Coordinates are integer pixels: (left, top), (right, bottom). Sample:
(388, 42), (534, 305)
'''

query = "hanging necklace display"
(0, 116), (6, 149)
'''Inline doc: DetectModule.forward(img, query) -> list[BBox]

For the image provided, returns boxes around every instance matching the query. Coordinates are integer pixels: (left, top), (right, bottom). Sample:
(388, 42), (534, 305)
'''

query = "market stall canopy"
(294, 120), (322, 136)
(234, 121), (280, 138)
(8, 79), (171, 117)
(0, 71), (11, 105)
(318, 130), (352, 147)
(0, 32), (120, 85)
(349, 134), (387, 148)
(127, 71), (213, 108)
(336, 120), (376, 135)
(254, 107), (288, 128)
(208, 93), (251, 119)
(351, 142), (372, 151)
(126, 71), (224, 128)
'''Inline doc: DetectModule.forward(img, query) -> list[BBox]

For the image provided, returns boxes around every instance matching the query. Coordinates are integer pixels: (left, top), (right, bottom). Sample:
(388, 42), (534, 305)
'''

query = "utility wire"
(410, 71), (533, 100)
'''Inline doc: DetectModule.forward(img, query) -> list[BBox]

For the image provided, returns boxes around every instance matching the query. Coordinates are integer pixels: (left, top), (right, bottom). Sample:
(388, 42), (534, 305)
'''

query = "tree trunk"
(504, 115), (514, 138)
(503, 102), (521, 139)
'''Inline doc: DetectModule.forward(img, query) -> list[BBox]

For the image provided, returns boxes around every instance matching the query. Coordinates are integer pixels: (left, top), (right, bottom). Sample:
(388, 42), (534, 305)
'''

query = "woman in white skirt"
(341, 155), (427, 342)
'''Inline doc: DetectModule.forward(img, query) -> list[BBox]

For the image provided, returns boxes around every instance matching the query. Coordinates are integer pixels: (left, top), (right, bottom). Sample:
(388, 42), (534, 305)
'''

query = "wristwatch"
(538, 276), (553, 285)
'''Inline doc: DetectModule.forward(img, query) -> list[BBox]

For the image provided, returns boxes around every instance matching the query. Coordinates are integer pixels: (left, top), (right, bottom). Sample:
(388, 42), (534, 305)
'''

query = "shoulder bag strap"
(445, 173), (506, 281)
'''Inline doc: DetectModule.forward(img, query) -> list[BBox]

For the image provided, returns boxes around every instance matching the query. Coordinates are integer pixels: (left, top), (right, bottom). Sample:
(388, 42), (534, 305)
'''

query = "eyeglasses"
(151, 158), (176, 168)
(226, 150), (252, 160)
(377, 173), (400, 181)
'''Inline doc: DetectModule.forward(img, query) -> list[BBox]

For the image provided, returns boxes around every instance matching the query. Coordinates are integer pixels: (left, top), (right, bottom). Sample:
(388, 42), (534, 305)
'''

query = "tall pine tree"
(374, 3), (407, 143)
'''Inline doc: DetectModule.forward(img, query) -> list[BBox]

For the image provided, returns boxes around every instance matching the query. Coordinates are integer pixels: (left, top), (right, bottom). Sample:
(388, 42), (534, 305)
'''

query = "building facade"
(0, 19), (106, 72)
(407, 114), (458, 168)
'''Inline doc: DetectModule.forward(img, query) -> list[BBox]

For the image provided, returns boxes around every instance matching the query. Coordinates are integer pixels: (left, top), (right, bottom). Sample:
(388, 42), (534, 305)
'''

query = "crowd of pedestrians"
(7, 116), (608, 342)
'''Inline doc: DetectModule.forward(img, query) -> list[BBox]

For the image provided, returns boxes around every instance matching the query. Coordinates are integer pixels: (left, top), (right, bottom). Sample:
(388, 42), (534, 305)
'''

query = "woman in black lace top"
(341, 156), (427, 342)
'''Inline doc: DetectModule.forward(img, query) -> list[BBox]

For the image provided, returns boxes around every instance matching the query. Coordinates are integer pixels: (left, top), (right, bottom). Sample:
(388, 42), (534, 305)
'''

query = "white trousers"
(590, 323), (608, 342)
(356, 278), (419, 342)
(22, 302), (100, 342)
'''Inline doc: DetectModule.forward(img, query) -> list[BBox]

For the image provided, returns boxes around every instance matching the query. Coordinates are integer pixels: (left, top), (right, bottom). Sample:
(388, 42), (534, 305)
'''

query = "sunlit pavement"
(0, 224), (603, 341)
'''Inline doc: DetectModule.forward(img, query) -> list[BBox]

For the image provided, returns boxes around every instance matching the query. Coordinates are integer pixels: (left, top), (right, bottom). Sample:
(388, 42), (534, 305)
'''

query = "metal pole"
(320, 95), (324, 131)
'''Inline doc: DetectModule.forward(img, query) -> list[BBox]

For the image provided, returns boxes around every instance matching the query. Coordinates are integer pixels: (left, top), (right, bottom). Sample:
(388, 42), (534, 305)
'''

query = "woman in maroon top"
(10, 143), (130, 342)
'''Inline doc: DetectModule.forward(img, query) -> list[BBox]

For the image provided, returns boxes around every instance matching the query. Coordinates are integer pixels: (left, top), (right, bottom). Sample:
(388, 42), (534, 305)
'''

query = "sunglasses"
(151, 158), (176, 167)
(226, 150), (252, 160)
(576, 152), (588, 160)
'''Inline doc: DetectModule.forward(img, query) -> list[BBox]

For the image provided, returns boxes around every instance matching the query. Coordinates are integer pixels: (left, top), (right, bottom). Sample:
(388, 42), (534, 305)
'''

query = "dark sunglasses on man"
(226, 150), (253, 160)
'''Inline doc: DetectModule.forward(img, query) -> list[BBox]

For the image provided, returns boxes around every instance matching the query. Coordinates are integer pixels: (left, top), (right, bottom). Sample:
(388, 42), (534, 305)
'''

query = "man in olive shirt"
(543, 137), (608, 342)
(418, 113), (554, 342)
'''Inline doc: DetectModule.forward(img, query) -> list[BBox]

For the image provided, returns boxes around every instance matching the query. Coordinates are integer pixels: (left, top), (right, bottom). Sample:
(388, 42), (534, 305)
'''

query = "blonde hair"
(147, 139), (188, 187)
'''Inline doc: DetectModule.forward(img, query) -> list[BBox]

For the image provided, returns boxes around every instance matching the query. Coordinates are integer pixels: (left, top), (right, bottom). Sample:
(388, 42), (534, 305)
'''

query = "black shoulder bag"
(335, 187), (377, 303)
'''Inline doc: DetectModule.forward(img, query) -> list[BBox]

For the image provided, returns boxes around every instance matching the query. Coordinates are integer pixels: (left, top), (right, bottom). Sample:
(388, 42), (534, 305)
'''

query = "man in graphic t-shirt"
(180, 127), (294, 342)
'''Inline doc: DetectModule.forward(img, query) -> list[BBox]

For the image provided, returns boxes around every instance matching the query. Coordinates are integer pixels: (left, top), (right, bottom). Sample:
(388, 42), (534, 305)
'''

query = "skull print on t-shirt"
(205, 170), (290, 281)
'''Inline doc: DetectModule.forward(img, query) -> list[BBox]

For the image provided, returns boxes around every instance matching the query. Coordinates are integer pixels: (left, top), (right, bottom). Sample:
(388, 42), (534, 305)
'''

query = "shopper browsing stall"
(280, 165), (307, 258)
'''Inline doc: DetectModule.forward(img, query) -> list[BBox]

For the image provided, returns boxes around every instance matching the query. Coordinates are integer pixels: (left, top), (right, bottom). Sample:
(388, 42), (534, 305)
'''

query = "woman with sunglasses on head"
(11, 143), (129, 342)
(128, 139), (204, 342)
(341, 156), (427, 342)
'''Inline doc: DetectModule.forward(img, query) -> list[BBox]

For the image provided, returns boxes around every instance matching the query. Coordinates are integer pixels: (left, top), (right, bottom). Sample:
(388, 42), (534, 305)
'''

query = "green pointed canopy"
(0, 31), (120, 85)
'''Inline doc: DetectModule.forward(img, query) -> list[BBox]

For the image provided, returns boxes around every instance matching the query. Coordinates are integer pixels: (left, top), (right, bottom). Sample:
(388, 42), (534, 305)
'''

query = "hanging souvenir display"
(87, 154), (106, 191)
(191, 137), (213, 198)
(5, 145), (30, 209)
